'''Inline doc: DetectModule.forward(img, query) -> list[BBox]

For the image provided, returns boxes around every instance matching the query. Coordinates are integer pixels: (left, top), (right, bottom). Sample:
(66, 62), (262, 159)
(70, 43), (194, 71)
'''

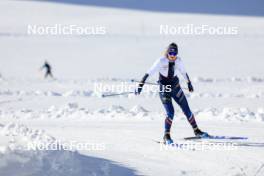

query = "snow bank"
(0, 147), (138, 176)
(0, 103), (152, 120)
(1, 76), (264, 99)
(0, 122), (137, 176)
(0, 122), (56, 145)
(192, 76), (264, 83)
(1, 89), (263, 99)
(194, 107), (264, 122)
(0, 103), (263, 122)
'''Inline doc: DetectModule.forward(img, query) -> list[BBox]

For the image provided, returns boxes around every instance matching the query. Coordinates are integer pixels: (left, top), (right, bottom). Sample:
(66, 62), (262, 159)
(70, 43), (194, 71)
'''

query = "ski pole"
(131, 79), (189, 90)
(131, 79), (159, 85)
(102, 91), (134, 98)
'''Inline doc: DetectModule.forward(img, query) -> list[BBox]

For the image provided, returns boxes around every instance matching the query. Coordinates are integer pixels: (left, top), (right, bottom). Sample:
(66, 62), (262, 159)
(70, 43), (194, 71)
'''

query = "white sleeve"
(177, 58), (189, 81)
(147, 58), (161, 76)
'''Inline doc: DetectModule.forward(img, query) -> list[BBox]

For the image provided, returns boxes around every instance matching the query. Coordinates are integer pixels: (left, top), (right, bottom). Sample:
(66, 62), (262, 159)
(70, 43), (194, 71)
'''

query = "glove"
(135, 83), (143, 95)
(188, 82), (194, 92)
(135, 74), (149, 95)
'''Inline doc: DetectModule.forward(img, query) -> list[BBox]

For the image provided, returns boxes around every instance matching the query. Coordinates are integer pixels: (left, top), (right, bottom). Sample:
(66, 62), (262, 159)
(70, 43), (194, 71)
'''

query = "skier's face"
(167, 52), (177, 61)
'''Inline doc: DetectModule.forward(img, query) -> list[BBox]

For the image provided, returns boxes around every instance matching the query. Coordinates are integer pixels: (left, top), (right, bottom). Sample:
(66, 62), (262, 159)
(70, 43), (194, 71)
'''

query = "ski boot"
(163, 132), (174, 145)
(194, 128), (209, 138)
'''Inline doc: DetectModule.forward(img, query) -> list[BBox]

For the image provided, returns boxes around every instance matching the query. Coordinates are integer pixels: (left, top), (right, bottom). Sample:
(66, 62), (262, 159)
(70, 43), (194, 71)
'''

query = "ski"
(184, 135), (248, 140)
(189, 140), (264, 148)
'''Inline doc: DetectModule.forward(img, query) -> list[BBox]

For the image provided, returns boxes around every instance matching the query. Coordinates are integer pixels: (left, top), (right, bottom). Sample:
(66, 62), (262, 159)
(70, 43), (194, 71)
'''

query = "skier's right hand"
(135, 74), (149, 95)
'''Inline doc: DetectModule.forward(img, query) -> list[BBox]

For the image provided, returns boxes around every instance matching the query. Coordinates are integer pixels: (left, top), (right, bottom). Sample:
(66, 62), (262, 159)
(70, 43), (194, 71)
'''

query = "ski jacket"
(147, 56), (189, 85)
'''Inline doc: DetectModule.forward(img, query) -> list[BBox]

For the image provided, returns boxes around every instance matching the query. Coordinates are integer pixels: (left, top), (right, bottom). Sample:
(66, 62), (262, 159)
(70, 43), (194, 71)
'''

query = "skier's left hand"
(188, 82), (194, 92)
(135, 84), (143, 95)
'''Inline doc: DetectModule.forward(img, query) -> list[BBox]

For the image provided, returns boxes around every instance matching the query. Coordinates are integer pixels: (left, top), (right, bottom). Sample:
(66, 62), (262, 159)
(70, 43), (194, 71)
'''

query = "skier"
(41, 60), (54, 79)
(135, 43), (208, 144)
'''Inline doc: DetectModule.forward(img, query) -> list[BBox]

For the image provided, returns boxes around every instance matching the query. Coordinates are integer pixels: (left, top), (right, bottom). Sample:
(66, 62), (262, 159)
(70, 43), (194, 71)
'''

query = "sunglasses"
(168, 52), (177, 56)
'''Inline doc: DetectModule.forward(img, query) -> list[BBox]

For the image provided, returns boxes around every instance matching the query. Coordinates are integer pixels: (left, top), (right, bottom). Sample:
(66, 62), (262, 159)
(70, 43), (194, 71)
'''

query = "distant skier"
(135, 43), (208, 144)
(41, 61), (54, 79)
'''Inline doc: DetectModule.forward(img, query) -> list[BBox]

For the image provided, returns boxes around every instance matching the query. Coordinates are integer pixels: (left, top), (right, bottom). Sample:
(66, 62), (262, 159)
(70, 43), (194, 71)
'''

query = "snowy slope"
(0, 1), (264, 79)
(0, 0), (264, 176)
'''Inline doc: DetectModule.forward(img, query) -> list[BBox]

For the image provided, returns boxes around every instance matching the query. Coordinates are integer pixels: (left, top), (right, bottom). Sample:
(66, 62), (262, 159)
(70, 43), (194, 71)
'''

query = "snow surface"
(0, 0), (264, 176)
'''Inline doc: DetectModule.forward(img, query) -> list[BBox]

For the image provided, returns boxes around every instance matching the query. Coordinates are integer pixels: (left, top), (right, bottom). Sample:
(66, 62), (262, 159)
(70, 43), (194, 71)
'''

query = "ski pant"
(45, 70), (53, 78)
(159, 84), (197, 133)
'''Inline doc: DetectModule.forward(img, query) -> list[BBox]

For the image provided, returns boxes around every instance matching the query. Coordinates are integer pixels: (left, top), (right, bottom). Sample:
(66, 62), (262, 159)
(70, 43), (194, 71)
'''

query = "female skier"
(136, 43), (208, 144)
